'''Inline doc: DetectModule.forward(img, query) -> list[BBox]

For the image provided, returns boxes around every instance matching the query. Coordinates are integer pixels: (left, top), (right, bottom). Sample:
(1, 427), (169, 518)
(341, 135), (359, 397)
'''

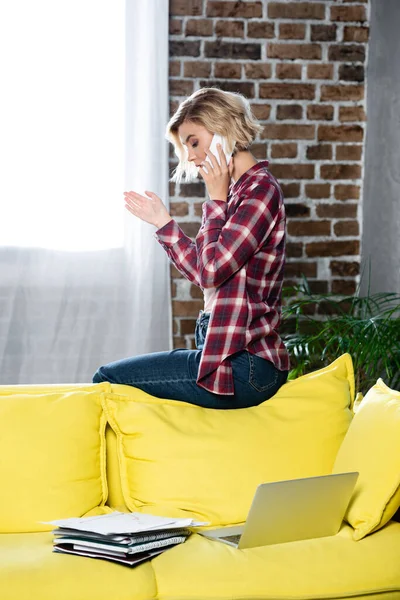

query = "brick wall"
(168, 0), (369, 349)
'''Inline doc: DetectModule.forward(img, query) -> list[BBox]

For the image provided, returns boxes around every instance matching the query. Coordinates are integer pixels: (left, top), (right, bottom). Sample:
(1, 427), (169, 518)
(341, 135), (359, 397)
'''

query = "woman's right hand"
(124, 190), (172, 230)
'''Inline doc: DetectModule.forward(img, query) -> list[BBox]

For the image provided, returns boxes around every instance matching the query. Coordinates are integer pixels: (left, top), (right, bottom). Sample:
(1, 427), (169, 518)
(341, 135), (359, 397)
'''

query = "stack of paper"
(44, 511), (206, 567)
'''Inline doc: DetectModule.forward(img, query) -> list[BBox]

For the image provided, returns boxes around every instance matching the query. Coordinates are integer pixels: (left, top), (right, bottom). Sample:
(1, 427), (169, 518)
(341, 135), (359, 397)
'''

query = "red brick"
(316, 203), (358, 218)
(281, 183), (300, 198)
(321, 164), (362, 179)
(284, 261), (318, 277)
(331, 280), (357, 295)
(180, 318), (198, 334)
(288, 221), (331, 237)
(251, 104), (271, 120)
(215, 20), (244, 38)
(170, 201), (189, 217)
(215, 62), (241, 78)
(184, 61), (211, 78)
(334, 220), (360, 236)
(199, 79), (254, 98)
(334, 185), (360, 200)
(171, 265), (183, 278)
(260, 83), (315, 100)
(305, 240), (359, 257)
(269, 163), (315, 179)
(190, 285), (203, 299)
(271, 143), (298, 158)
(172, 318), (178, 334)
(328, 44), (365, 62)
(170, 0), (203, 16)
(169, 61), (181, 77)
(194, 203), (203, 217)
(320, 85), (364, 101)
(308, 281), (329, 294)
(285, 203), (310, 218)
(251, 142), (268, 158)
(336, 145), (362, 161)
(186, 19), (213, 36)
(276, 63), (302, 79)
(330, 5), (366, 22)
(267, 43), (321, 60)
(276, 104), (303, 120)
(279, 23), (306, 39)
(268, 2), (325, 19)
(330, 261), (360, 277)
(247, 22), (275, 38)
(172, 300), (204, 316)
(169, 182), (176, 197)
(307, 64), (334, 79)
(179, 222), (201, 238)
(200, 79), (255, 98)
(173, 336), (187, 348)
(207, 1), (262, 18)
(169, 19), (183, 34)
(170, 40), (201, 57)
(311, 24), (337, 41)
(286, 242), (304, 258)
(205, 41), (261, 60)
(306, 144), (332, 160)
(318, 124), (363, 142)
(180, 182), (205, 197)
(343, 26), (369, 42)
(339, 106), (366, 122)
(169, 100), (179, 116)
(262, 124), (315, 140)
(339, 64), (364, 82)
(245, 63), (272, 79)
(307, 104), (334, 121)
(305, 183), (331, 199)
(169, 80), (194, 96)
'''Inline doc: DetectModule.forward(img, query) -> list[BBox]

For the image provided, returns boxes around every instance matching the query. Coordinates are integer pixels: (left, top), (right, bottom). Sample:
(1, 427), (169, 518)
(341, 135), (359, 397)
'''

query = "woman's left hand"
(198, 144), (234, 202)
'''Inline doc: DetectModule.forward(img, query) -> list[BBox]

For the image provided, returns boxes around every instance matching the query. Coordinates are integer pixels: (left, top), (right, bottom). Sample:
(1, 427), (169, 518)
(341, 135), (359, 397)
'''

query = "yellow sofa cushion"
(333, 378), (400, 540)
(103, 354), (354, 525)
(0, 382), (129, 512)
(0, 532), (157, 600)
(0, 387), (108, 532)
(151, 521), (400, 599)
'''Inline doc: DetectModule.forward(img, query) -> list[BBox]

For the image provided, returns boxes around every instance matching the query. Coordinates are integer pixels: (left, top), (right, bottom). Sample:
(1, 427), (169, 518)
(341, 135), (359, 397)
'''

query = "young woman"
(92, 87), (290, 409)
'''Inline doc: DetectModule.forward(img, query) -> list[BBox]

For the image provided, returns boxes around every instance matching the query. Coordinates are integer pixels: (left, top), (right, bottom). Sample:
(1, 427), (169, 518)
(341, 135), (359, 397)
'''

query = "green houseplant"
(280, 275), (400, 394)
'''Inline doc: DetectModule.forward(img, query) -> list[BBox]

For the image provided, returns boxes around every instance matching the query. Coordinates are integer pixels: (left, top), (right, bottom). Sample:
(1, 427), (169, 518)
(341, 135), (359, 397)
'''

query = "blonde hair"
(166, 87), (264, 183)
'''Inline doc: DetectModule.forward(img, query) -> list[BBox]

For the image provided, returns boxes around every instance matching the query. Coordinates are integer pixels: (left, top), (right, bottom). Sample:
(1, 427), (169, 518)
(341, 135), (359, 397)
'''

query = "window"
(0, 1), (125, 251)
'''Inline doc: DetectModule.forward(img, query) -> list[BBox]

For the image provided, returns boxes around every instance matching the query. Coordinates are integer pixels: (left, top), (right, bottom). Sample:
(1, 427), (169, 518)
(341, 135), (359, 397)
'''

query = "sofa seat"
(152, 521), (400, 600)
(2, 523), (399, 600)
(0, 532), (157, 600)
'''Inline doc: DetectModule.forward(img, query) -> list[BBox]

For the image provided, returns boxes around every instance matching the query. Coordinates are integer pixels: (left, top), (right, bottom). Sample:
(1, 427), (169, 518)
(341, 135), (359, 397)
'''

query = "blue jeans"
(92, 311), (288, 409)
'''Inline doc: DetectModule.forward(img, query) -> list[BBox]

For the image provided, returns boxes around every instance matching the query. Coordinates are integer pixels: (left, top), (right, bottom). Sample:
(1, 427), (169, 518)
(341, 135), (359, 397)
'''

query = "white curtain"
(0, 0), (172, 384)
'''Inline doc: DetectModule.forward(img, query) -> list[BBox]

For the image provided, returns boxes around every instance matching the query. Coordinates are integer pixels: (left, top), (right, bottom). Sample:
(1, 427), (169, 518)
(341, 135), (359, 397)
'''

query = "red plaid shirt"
(154, 160), (290, 395)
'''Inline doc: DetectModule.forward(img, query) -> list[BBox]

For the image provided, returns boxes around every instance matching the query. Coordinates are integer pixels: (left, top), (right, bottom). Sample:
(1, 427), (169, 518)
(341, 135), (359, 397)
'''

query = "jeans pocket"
(230, 350), (251, 384)
(248, 354), (279, 393)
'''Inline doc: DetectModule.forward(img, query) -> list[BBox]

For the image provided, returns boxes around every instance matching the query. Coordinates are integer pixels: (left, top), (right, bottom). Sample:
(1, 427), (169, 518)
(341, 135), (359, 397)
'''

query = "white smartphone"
(204, 133), (234, 171)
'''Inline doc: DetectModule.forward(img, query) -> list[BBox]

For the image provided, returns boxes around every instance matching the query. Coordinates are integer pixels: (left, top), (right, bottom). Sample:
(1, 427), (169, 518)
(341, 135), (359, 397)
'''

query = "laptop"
(201, 472), (359, 549)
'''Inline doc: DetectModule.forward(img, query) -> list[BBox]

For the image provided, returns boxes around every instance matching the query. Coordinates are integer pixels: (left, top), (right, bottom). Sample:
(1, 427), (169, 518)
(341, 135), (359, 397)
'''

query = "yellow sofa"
(1, 354), (400, 600)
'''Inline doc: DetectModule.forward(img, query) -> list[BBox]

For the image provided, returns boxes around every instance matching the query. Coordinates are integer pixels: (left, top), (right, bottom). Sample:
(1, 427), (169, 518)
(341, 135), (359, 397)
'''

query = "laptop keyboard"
(219, 534), (242, 544)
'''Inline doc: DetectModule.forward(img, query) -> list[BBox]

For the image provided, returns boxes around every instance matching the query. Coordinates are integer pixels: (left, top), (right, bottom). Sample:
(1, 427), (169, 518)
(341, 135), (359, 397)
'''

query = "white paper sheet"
(43, 511), (207, 534)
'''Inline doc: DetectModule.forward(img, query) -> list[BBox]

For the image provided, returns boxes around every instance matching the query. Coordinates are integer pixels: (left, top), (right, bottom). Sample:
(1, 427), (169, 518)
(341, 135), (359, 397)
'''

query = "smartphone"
(204, 133), (234, 171)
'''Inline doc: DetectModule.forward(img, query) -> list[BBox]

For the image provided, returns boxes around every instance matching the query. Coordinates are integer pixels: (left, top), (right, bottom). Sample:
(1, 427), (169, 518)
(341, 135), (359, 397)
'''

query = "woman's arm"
(196, 182), (283, 289)
(124, 189), (202, 287)
(154, 220), (202, 287)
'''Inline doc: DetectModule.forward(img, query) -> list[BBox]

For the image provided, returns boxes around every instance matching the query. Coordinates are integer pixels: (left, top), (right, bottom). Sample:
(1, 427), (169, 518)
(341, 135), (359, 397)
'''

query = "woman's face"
(178, 121), (213, 167)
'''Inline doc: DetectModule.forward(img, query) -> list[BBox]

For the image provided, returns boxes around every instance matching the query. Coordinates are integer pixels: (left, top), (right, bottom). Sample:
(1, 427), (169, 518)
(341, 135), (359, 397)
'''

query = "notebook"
(201, 472), (359, 549)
